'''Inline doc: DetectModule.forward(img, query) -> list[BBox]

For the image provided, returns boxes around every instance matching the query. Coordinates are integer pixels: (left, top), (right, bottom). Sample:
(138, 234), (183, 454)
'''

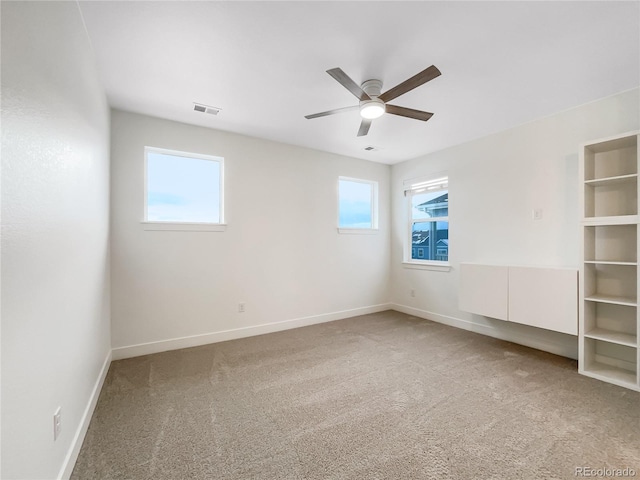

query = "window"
(338, 177), (378, 232)
(405, 174), (449, 264)
(144, 147), (224, 229)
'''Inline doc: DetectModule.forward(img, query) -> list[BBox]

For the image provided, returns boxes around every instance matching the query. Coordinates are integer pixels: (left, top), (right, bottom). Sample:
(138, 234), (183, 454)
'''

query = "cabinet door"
(509, 267), (578, 335)
(459, 264), (508, 320)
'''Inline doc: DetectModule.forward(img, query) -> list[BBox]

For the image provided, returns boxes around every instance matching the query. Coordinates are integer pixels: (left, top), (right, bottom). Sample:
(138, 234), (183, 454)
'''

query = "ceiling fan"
(305, 65), (441, 137)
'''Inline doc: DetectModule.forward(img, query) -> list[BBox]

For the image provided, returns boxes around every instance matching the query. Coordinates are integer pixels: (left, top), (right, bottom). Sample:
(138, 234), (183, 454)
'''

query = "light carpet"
(72, 310), (640, 479)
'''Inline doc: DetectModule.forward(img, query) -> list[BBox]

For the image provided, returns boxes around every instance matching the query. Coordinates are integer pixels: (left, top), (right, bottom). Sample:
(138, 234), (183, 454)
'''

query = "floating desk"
(459, 263), (578, 335)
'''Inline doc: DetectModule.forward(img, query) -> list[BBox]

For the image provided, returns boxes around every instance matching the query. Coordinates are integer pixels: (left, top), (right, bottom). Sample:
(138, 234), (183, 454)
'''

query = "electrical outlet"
(410, 289), (416, 298)
(238, 302), (245, 313)
(53, 407), (61, 441)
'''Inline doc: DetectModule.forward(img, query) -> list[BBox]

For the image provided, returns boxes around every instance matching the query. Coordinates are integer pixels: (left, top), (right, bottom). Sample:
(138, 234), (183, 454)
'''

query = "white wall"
(1, 2), (111, 479)
(390, 88), (639, 358)
(110, 111), (390, 356)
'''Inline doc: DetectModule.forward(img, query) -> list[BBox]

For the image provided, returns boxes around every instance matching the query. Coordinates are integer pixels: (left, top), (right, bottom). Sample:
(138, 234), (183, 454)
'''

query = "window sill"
(402, 261), (451, 272)
(337, 228), (378, 235)
(141, 222), (227, 232)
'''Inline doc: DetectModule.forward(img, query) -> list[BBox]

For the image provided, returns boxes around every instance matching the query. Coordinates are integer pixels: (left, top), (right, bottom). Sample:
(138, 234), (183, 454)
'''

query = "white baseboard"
(391, 303), (578, 360)
(58, 349), (112, 480)
(112, 303), (393, 360)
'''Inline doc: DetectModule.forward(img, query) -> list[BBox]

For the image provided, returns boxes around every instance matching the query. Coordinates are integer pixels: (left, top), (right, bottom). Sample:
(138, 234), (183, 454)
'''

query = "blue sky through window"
(339, 179), (373, 228)
(147, 151), (221, 222)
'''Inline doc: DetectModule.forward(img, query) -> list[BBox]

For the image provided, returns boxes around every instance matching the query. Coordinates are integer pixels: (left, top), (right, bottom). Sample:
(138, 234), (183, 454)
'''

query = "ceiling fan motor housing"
(361, 79), (383, 97)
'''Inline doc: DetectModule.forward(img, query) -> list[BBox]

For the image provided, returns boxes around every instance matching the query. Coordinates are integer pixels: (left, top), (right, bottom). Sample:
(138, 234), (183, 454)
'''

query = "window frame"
(142, 146), (226, 232)
(403, 174), (450, 271)
(337, 176), (379, 234)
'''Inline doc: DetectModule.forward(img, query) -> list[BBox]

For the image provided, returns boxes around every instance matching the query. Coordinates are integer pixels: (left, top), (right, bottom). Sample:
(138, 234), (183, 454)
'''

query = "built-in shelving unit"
(579, 131), (639, 391)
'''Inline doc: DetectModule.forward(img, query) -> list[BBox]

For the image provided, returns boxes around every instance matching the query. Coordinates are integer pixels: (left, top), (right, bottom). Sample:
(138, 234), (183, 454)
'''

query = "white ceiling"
(78, 1), (640, 164)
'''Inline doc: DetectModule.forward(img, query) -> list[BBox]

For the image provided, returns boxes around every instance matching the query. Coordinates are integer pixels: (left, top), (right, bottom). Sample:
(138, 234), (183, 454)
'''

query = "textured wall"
(1, 2), (111, 478)
(110, 110), (391, 352)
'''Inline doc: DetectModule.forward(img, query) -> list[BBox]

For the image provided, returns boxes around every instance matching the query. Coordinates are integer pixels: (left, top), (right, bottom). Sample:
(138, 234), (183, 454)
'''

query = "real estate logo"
(575, 466), (637, 477)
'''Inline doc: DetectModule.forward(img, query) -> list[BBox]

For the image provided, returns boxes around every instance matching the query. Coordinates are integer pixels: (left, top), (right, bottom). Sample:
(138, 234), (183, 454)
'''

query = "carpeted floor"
(72, 311), (640, 479)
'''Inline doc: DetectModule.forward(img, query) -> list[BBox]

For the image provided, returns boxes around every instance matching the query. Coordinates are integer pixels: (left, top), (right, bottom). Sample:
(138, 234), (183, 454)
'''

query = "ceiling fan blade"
(385, 104), (434, 122)
(378, 65), (441, 103)
(304, 105), (359, 119)
(357, 118), (372, 137)
(327, 68), (371, 101)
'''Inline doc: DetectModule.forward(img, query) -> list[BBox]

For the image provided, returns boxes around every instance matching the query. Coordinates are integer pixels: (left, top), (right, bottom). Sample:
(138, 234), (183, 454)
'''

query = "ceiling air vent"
(193, 103), (221, 116)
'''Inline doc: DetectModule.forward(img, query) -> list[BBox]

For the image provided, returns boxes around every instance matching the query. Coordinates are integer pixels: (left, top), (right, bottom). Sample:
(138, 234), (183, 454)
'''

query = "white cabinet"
(579, 131), (639, 391)
(459, 263), (577, 335)
(508, 267), (577, 335)
(459, 264), (508, 320)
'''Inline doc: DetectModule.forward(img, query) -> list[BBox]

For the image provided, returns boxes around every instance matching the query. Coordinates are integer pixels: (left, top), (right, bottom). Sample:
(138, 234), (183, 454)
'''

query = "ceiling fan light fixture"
(305, 65), (440, 136)
(360, 99), (385, 119)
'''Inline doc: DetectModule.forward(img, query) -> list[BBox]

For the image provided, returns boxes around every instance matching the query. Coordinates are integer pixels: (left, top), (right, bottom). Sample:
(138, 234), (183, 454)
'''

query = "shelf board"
(581, 363), (638, 389)
(585, 173), (638, 187)
(584, 328), (637, 347)
(585, 293), (637, 307)
(582, 215), (639, 225)
(584, 260), (637, 266)
(584, 133), (638, 153)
